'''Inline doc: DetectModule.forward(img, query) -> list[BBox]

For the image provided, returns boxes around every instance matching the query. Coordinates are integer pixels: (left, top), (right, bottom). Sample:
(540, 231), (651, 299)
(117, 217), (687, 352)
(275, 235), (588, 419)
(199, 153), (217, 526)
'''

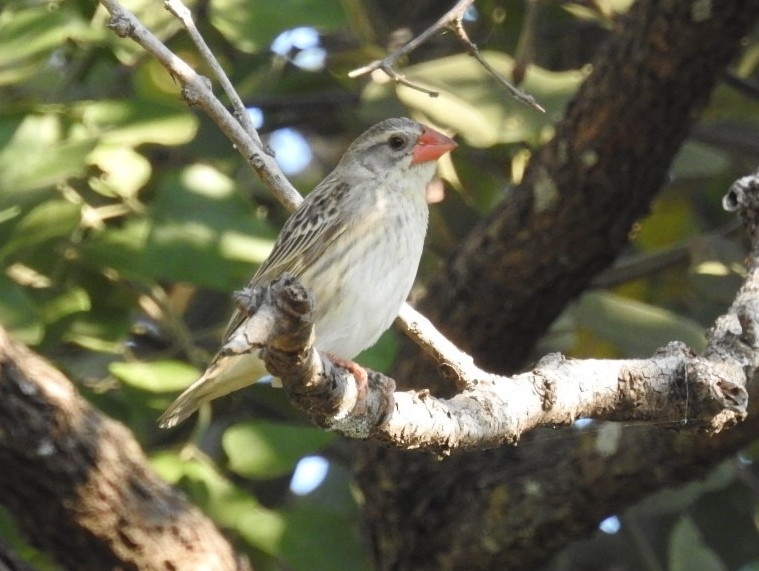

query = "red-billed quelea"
(159, 117), (456, 428)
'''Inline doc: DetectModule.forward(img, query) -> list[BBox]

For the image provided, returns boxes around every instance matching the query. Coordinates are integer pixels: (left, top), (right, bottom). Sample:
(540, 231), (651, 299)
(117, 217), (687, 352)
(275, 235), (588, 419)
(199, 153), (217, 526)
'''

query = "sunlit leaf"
(87, 145), (152, 199)
(573, 291), (706, 356)
(151, 451), (285, 554)
(209, 0), (345, 53)
(0, 273), (43, 344)
(0, 115), (96, 197)
(363, 52), (586, 148)
(224, 421), (335, 479)
(82, 164), (275, 288)
(80, 99), (198, 147)
(127, 165), (273, 288)
(0, 199), (81, 258)
(669, 516), (728, 571)
(110, 360), (200, 392)
(634, 191), (699, 251)
(39, 287), (91, 324)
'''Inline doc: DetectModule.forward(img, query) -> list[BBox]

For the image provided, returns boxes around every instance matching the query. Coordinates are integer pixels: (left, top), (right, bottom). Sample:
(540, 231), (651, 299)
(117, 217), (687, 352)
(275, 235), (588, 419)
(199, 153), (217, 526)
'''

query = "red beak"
(410, 126), (457, 165)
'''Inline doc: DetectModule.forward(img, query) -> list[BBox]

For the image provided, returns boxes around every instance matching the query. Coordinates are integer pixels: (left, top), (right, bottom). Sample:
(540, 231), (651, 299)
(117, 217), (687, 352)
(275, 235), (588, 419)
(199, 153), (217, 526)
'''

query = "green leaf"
(281, 504), (371, 571)
(223, 421), (335, 479)
(39, 287), (91, 324)
(209, 0), (345, 53)
(0, 3), (100, 85)
(151, 451), (285, 554)
(80, 99), (198, 147)
(87, 145), (152, 199)
(671, 142), (730, 179)
(573, 291), (706, 356)
(669, 516), (728, 571)
(149, 165), (274, 283)
(109, 360), (200, 392)
(0, 273), (43, 344)
(0, 115), (96, 197)
(356, 329), (398, 371)
(0, 199), (81, 259)
(79, 218), (150, 282)
(83, 164), (275, 289)
(364, 52), (586, 148)
(634, 192), (699, 251)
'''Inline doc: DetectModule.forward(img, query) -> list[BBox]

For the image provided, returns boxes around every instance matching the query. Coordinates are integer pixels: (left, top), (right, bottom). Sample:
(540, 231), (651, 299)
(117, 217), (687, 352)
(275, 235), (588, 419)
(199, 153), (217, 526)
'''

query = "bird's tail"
(158, 353), (268, 428)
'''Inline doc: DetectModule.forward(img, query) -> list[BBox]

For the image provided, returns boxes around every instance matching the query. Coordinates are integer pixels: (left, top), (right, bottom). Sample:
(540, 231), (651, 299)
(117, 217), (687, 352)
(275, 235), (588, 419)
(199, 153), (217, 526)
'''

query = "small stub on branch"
(723, 167), (759, 236)
(106, 15), (134, 37)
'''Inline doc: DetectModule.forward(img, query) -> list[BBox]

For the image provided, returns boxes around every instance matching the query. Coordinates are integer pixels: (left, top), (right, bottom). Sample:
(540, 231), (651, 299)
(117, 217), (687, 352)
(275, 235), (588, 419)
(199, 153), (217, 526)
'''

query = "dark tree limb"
(0, 329), (249, 571)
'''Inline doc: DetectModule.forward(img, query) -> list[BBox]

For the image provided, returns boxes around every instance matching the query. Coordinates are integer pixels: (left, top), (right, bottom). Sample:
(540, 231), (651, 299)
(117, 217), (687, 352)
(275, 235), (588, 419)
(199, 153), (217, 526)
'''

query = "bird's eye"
(388, 135), (407, 150)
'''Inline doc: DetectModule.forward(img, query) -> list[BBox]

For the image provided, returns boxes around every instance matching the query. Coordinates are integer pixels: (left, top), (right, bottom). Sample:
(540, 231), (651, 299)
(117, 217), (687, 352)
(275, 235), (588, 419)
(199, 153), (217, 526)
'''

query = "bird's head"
(339, 117), (457, 180)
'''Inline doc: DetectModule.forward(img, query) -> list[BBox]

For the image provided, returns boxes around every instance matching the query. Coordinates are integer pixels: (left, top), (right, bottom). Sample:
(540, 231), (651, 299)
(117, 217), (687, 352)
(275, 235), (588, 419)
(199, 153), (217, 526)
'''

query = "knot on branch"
(533, 353), (564, 411)
(228, 274), (315, 356)
(712, 378), (749, 415)
(106, 15), (134, 37)
(227, 275), (396, 437)
(180, 75), (212, 107)
(654, 340), (695, 359)
(737, 299), (759, 351)
(685, 359), (748, 431)
(723, 168), (759, 238)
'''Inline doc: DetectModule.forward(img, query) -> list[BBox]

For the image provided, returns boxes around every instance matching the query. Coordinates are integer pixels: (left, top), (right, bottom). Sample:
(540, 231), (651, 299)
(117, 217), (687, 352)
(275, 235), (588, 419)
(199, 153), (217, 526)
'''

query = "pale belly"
(310, 209), (426, 359)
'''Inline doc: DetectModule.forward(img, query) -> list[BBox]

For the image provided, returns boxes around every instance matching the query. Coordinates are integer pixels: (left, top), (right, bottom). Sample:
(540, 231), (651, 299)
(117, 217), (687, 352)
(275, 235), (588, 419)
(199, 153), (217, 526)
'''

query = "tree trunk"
(0, 328), (249, 571)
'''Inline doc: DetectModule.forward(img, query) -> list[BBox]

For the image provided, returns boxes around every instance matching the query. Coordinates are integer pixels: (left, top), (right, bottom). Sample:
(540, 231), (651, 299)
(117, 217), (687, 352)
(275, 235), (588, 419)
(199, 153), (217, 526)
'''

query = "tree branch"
(348, 0), (544, 111)
(99, 0), (301, 212)
(164, 0), (267, 153)
(0, 328), (249, 571)
(227, 169), (759, 453)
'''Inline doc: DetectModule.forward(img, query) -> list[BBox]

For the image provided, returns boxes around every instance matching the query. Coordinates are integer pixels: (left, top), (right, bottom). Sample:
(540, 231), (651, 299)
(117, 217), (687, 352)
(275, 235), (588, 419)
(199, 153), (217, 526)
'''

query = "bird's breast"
(303, 192), (428, 359)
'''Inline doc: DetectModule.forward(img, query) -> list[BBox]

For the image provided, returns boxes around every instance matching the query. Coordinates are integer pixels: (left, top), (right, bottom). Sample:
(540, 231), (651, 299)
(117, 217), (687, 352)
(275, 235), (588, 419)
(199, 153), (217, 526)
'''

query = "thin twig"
(512, 0), (541, 85)
(377, 64), (440, 97)
(396, 303), (492, 390)
(348, 0), (544, 111)
(348, 0), (475, 80)
(448, 18), (545, 112)
(100, 0), (302, 212)
(348, 0), (474, 97)
(163, 0), (270, 155)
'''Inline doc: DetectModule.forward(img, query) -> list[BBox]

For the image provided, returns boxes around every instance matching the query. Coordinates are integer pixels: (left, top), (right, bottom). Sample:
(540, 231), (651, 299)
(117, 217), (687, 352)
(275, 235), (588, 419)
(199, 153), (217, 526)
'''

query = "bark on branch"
(231, 169), (759, 454)
(0, 329), (249, 571)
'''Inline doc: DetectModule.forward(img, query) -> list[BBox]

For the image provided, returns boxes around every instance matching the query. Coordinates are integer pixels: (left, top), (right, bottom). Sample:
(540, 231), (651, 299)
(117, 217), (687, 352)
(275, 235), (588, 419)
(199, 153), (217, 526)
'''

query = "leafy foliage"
(1, 0), (759, 569)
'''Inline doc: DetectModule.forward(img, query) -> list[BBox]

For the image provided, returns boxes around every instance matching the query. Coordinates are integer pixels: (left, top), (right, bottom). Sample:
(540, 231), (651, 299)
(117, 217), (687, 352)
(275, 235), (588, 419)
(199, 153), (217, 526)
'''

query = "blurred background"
(1, 0), (759, 569)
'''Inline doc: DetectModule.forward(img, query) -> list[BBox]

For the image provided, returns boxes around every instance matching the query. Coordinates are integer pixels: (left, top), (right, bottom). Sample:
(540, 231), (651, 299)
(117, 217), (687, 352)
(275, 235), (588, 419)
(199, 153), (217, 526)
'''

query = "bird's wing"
(221, 177), (352, 340)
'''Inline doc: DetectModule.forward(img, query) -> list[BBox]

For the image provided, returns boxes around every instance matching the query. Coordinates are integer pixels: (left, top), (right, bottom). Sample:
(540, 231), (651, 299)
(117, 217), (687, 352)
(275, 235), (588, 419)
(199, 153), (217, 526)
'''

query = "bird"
(158, 117), (457, 428)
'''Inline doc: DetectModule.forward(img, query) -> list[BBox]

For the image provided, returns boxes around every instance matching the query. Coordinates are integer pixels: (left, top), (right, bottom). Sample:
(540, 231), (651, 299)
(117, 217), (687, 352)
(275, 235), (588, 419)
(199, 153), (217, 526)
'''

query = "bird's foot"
(325, 353), (369, 415)
(325, 353), (368, 386)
